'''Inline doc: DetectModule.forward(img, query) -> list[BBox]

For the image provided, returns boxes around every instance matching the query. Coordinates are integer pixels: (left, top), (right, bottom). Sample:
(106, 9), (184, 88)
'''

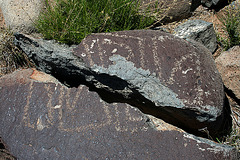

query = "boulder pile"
(13, 30), (232, 139)
(0, 0), (239, 159)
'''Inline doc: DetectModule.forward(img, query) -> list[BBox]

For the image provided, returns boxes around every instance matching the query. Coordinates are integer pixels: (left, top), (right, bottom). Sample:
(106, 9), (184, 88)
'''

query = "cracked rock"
(14, 30), (231, 138)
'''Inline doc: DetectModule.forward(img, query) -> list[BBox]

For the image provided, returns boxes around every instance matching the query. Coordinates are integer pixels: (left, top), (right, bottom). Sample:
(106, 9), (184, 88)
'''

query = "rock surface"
(0, 69), (237, 160)
(174, 19), (217, 53)
(201, 0), (230, 10)
(141, 0), (199, 24)
(0, 0), (44, 33)
(14, 31), (232, 138)
(215, 45), (240, 103)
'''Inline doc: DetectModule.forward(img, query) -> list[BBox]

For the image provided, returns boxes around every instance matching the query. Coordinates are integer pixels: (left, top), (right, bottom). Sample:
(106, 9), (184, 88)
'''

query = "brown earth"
(0, 8), (5, 29)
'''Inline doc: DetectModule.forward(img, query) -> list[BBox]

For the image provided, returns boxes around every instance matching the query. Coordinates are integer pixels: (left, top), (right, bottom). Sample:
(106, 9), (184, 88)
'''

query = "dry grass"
(215, 1), (240, 50)
(222, 96), (240, 153)
(139, 0), (192, 28)
(0, 28), (34, 76)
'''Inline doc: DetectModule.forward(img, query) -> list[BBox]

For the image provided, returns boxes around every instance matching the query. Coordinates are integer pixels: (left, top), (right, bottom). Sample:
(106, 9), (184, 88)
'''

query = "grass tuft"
(35, 0), (157, 45)
(225, 103), (240, 153)
(216, 1), (240, 50)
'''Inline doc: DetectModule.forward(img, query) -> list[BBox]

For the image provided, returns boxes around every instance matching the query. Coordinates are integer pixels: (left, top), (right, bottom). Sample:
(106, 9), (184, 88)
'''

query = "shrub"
(217, 108), (240, 153)
(35, 0), (156, 45)
(0, 28), (33, 75)
(217, 1), (240, 50)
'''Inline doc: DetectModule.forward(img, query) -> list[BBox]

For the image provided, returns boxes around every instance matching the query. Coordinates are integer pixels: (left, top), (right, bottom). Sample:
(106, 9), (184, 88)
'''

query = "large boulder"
(14, 30), (231, 139)
(0, 69), (237, 159)
(215, 45), (240, 102)
(174, 19), (217, 53)
(0, 0), (44, 33)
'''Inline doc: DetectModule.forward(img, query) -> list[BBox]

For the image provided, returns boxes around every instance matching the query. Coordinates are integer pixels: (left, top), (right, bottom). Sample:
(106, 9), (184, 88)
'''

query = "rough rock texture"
(0, 0), (44, 33)
(0, 69), (238, 160)
(201, 0), (230, 10)
(14, 31), (231, 139)
(141, 0), (200, 24)
(174, 19), (217, 53)
(215, 45), (240, 102)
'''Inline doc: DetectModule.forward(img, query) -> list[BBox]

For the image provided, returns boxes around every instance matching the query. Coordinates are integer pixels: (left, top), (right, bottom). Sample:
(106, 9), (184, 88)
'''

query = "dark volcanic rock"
(174, 19), (217, 53)
(141, 0), (200, 24)
(14, 31), (231, 138)
(0, 69), (237, 160)
(73, 30), (231, 138)
(201, 0), (230, 11)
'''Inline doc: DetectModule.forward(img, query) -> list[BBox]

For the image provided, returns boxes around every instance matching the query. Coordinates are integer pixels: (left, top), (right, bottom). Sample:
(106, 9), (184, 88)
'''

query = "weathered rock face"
(0, 69), (237, 159)
(215, 45), (240, 102)
(174, 19), (217, 53)
(14, 30), (231, 139)
(201, 0), (230, 10)
(73, 30), (231, 138)
(0, 0), (44, 33)
(141, 0), (200, 24)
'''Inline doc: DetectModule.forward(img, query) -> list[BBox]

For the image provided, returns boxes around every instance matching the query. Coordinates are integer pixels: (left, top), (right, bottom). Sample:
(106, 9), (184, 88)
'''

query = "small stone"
(215, 45), (240, 101)
(174, 19), (217, 53)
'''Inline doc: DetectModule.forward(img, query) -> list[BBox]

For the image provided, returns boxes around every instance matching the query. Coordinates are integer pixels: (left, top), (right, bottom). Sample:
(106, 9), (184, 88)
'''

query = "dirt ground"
(0, 8), (5, 29)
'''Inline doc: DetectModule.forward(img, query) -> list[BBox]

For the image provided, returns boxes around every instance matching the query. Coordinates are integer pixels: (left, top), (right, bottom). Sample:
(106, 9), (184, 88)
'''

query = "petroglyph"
(166, 52), (199, 85)
(182, 68), (193, 74)
(23, 81), (35, 129)
(0, 69), (236, 159)
(84, 31), (220, 112)
(21, 81), (146, 133)
(111, 48), (118, 53)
